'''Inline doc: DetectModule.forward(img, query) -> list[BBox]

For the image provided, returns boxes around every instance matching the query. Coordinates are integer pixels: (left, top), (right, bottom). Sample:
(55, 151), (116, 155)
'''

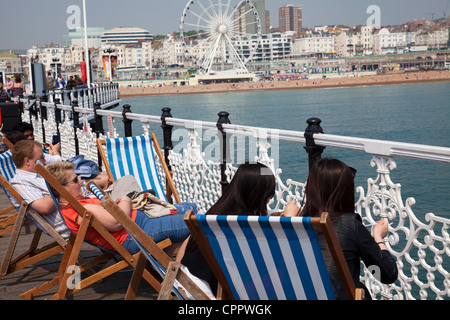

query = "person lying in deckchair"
(45, 161), (196, 254)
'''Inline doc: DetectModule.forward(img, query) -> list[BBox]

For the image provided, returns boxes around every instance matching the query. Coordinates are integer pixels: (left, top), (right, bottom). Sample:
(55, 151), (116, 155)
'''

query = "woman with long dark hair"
(300, 158), (398, 299)
(177, 162), (298, 298)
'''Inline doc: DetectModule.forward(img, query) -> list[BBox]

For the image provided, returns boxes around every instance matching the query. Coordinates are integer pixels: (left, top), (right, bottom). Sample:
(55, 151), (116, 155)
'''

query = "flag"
(102, 56), (111, 81)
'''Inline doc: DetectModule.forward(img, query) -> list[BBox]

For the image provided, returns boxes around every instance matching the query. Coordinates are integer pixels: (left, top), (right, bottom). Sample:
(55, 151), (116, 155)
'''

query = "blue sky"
(1, 0), (448, 50)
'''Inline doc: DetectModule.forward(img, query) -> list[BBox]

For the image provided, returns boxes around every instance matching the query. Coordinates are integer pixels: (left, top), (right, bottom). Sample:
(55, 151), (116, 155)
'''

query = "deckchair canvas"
(97, 134), (180, 203)
(0, 139), (18, 235)
(22, 162), (172, 300)
(184, 212), (364, 300)
(87, 181), (210, 300)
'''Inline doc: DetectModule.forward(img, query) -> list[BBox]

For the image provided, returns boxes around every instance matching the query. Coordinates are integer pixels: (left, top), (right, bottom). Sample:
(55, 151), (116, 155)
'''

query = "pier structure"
(4, 89), (450, 300)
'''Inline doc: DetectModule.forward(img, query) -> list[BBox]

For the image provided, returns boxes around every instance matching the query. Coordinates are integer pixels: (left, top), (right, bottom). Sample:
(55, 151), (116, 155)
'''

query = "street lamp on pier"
(102, 44), (116, 82)
(52, 55), (60, 78)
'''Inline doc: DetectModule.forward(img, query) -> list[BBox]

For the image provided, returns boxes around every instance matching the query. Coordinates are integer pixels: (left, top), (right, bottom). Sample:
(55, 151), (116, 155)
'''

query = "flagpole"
(82, 0), (91, 87)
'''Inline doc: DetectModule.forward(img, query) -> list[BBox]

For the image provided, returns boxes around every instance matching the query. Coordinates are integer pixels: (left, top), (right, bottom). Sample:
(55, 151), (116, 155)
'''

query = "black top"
(181, 244), (218, 295)
(321, 212), (398, 299)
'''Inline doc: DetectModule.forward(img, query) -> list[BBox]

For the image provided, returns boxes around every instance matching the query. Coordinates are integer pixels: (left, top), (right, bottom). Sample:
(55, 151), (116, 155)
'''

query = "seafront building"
(101, 27), (153, 45)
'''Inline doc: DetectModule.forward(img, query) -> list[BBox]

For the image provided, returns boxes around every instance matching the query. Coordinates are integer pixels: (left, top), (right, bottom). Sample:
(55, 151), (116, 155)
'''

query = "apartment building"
(373, 28), (412, 54)
(293, 32), (334, 56)
(279, 4), (302, 33)
(413, 29), (449, 50)
(27, 45), (66, 75)
(234, 0), (266, 35)
(152, 35), (185, 67)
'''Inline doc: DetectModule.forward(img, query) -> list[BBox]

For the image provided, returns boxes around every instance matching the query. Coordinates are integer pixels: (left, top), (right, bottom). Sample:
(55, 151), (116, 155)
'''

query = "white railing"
(21, 97), (450, 300)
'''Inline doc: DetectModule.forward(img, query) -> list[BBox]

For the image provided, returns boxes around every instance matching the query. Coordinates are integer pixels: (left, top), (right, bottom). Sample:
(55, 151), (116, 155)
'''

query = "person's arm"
(29, 195), (56, 215)
(372, 219), (389, 251)
(283, 200), (300, 217)
(12, 177), (56, 215)
(358, 218), (398, 284)
(82, 196), (132, 232)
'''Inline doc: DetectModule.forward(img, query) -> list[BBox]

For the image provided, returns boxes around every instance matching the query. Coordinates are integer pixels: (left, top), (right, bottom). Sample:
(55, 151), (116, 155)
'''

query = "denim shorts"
(122, 202), (197, 254)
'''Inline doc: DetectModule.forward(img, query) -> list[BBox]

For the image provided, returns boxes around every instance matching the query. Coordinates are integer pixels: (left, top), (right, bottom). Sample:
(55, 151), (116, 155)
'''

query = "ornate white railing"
(19, 97), (450, 300)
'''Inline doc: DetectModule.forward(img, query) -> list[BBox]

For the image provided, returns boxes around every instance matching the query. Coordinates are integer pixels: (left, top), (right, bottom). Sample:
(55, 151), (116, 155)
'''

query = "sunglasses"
(349, 166), (357, 178)
(63, 174), (80, 185)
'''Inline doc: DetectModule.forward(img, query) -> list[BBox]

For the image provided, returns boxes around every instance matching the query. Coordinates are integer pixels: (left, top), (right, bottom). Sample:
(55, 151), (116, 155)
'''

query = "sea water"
(120, 81), (450, 218)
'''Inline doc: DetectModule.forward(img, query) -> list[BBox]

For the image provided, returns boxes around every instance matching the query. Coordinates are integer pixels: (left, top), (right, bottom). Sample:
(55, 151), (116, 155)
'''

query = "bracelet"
(377, 241), (385, 245)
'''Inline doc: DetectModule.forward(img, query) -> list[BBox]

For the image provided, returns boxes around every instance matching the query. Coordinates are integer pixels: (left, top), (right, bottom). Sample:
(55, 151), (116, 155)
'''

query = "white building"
(413, 28), (449, 50)
(293, 32), (335, 56)
(27, 46), (66, 75)
(64, 45), (84, 71)
(101, 27), (153, 45)
(373, 28), (411, 54)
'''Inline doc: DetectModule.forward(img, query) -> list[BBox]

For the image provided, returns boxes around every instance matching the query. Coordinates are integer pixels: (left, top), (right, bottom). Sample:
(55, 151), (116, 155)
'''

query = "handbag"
(131, 192), (178, 219)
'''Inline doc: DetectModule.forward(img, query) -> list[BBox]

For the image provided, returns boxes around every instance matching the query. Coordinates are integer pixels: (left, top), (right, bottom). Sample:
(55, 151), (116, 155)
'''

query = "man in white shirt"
(10, 140), (70, 240)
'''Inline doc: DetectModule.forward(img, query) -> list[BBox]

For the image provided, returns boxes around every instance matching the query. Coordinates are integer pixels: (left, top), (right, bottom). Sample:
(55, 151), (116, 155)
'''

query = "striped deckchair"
(184, 212), (364, 300)
(0, 142), (17, 236)
(21, 162), (172, 300)
(97, 134), (180, 203)
(0, 150), (15, 182)
(87, 181), (210, 300)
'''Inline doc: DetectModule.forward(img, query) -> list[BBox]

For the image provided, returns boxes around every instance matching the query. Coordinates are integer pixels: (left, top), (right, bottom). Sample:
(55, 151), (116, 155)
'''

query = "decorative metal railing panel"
(18, 94), (450, 300)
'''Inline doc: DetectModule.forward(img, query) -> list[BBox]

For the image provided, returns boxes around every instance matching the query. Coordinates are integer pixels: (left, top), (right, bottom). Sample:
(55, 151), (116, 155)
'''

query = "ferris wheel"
(180, 0), (262, 75)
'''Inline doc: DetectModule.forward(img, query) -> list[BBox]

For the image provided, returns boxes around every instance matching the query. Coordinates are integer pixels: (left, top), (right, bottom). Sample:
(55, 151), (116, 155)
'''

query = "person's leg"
(173, 202), (198, 216)
(122, 203), (198, 254)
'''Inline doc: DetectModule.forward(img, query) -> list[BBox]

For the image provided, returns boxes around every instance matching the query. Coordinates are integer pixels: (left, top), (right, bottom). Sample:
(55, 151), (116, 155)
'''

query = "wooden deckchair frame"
(184, 211), (365, 300)
(87, 181), (210, 300)
(0, 174), (65, 278)
(96, 133), (181, 203)
(22, 163), (172, 300)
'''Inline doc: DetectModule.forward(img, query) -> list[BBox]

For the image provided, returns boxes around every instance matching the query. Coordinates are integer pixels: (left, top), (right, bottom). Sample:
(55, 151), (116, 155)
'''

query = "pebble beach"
(119, 70), (450, 97)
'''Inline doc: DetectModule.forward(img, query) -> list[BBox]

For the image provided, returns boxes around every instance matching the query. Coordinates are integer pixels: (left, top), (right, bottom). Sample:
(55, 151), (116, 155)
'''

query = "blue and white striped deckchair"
(23, 162), (169, 300)
(87, 182), (210, 300)
(0, 150), (15, 182)
(97, 134), (180, 203)
(184, 212), (364, 300)
(0, 150), (17, 235)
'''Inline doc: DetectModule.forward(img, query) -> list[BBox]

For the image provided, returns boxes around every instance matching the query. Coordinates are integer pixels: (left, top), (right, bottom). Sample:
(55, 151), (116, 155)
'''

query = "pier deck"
(0, 190), (159, 300)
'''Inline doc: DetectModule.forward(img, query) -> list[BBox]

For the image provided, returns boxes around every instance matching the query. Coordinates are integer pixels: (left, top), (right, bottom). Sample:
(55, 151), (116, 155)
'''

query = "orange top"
(60, 197), (136, 251)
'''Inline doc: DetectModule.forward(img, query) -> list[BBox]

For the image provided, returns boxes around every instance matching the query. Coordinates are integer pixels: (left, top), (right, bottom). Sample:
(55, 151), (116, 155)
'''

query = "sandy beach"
(119, 70), (450, 97)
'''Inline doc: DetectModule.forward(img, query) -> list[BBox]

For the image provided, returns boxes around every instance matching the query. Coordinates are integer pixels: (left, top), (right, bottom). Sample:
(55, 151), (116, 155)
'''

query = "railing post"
(54, 98), (61, 135)
(217, 111), (231, 194)
(304, 117), (325, 170)
(38, 99), (47, 144)
(161, 107), (173, 170)
(72, 100), (80, 155)
(93, 102), (104, 168)
(122, 104), (133, 137)
(93, 102), (104, 137)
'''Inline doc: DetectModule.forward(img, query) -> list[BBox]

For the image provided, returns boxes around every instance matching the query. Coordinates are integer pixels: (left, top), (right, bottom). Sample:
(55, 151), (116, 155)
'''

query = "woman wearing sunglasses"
(45, 161), (195, 254)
